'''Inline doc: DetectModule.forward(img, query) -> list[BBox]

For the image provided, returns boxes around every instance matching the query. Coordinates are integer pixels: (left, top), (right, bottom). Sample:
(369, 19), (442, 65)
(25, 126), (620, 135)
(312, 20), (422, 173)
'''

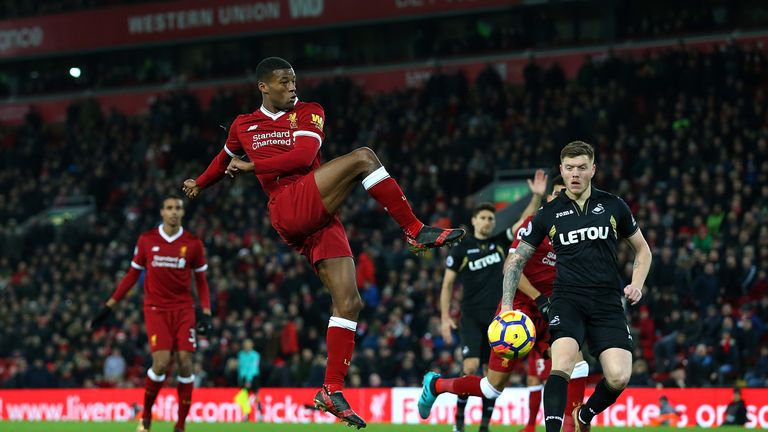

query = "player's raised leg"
(312, 257), (366, 429)
(418, 368), (506, 420)
(138, 351), (171, 432)
(174, 351), (195, 432)
(313, 147), (465, 251)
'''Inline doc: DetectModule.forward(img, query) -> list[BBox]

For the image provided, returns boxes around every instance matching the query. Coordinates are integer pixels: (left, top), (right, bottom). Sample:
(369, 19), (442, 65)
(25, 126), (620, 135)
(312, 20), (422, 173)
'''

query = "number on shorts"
(189, 328), (197, 349)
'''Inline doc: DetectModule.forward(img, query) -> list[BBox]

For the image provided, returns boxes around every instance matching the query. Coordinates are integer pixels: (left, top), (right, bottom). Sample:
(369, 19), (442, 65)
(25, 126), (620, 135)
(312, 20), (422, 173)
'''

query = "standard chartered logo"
(559, 226), (609, 245)
(152, 256), (186, 269)
(252, 131), (291, 149)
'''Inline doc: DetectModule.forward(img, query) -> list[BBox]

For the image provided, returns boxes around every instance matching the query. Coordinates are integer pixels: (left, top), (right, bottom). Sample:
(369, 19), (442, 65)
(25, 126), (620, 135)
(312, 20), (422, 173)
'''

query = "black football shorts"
(547, 290), (633, 357)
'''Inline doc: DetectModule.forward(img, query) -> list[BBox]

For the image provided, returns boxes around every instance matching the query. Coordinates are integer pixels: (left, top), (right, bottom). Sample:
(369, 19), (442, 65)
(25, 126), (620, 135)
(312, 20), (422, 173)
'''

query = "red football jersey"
(131, 225), (207, 310)
(511, 215), (556, 307)
(224, 101), (325, 198)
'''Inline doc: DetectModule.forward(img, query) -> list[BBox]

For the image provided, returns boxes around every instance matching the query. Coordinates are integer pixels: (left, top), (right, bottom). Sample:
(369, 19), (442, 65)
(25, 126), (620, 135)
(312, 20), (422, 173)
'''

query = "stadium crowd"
(0, 41), (767, 391)
(2, 1), (765, 99)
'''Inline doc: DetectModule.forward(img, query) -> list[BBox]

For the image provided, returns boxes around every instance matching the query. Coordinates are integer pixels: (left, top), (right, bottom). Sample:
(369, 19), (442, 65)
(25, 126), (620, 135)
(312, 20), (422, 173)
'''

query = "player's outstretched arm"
(511, 169), (547, 233)
(89, 267), (141, 329)
(500, 242), (535, 312)
(623, 229), (652, 305)
(184, 149), (234, 198)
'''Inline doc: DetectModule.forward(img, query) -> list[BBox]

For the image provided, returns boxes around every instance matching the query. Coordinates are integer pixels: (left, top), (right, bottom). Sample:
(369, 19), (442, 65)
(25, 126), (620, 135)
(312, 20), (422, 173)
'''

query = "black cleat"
(313, 386), (367, 429)
(407, 226), (466, 253)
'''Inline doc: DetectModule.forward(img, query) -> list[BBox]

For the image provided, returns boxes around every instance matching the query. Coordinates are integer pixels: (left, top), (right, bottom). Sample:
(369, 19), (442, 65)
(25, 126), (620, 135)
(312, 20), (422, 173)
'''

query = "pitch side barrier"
(0, 387), (765, 427)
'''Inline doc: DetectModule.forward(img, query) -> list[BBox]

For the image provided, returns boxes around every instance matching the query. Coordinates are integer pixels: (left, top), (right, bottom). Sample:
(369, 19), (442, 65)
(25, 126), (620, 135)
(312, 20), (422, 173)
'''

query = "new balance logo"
(152, 246), (160, 252)
(247, 125), (258, 131)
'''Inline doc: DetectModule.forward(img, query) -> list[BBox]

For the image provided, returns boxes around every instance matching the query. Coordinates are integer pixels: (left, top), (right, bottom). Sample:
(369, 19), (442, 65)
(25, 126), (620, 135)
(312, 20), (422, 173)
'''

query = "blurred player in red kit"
(90, 195), (212, 432)
(419, 176), (588, 432)
(182, 57), (465, 428)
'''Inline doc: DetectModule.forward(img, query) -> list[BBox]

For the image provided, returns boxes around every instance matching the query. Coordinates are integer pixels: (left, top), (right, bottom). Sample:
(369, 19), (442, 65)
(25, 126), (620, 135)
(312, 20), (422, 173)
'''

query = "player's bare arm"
(623, 229), (652, 305)
(501, 242), (535, 311)
(184, 158), (249, 197)
(511, 169), (547, 233)
(89, 266), (142, 328)
(225, 157), (254, 178)
(439, 268), (458, 344)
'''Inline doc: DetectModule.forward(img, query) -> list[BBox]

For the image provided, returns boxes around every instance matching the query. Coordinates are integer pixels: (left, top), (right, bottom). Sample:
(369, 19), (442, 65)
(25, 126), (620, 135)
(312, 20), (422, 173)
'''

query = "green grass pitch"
(0, 423), (750, 431)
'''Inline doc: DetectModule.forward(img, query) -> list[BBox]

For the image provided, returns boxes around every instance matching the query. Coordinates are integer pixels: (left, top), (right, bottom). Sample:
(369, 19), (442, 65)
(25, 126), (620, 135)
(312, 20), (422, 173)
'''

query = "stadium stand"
(3, 1), (767, 97)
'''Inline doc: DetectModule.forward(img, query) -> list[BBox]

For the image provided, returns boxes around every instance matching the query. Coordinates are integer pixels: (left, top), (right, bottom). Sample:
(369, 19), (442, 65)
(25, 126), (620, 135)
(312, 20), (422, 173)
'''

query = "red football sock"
(324, 317), (356, 393)
(143, 370), (166, 425)
(435, 375), (483, 397)
(528, 387), (542, 427)
(566, 376), (587, 415)
(363, 168), (423, 237)
(175, 376), (194, 431)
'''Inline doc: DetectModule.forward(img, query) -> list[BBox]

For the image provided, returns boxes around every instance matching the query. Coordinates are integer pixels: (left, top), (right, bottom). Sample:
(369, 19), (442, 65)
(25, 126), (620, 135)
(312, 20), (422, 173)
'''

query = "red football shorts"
(488, 301), (551, 378)
(268, 172), (353, 268)
(144, 307), (197, 353)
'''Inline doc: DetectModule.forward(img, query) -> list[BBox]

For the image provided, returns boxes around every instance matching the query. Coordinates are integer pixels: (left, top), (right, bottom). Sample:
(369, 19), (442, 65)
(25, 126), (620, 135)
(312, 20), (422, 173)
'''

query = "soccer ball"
(487, 310), (536, 359)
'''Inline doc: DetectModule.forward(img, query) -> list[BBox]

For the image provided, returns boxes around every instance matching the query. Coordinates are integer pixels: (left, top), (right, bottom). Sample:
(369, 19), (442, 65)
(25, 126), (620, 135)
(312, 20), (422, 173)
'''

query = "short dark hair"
(472, 202), (496, 217)
(551, 174), (564, 188)
(256, 57), (293, 83)
(162, 194), (183, 207)
(560, 140), (595, 162)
